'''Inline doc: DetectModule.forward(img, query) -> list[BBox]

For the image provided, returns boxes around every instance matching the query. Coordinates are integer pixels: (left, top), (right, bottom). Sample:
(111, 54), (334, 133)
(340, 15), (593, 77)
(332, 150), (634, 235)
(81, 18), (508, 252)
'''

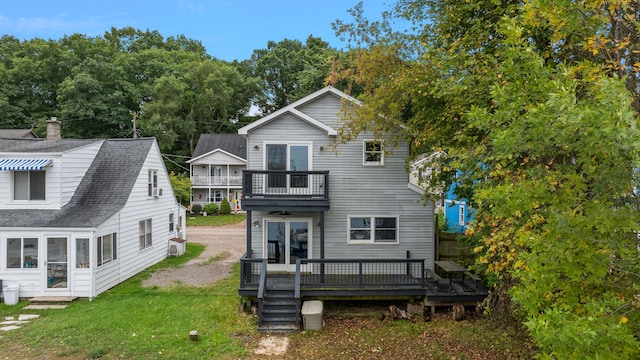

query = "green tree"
(169, 172), (191, 207)
(248, 36), (339, 115)
(331, 1), (640, 358)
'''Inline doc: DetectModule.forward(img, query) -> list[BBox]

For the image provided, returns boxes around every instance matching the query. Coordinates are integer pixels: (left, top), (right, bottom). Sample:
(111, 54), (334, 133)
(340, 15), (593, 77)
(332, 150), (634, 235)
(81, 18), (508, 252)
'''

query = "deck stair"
(258, 277), (300, 333)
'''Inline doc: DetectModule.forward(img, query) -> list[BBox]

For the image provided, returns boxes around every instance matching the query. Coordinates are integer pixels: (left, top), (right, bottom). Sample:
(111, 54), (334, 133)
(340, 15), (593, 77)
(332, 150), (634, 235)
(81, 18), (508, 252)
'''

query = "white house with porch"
(187, 134), (246, 211)
(0, 120), (186, 299)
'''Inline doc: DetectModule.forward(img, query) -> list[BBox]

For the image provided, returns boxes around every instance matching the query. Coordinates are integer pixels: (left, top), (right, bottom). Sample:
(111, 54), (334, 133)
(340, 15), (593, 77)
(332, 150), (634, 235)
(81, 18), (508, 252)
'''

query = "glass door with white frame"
(46, 237), (68, 290)
(265, 219), (311, 272)
(265, 143), (311, 194)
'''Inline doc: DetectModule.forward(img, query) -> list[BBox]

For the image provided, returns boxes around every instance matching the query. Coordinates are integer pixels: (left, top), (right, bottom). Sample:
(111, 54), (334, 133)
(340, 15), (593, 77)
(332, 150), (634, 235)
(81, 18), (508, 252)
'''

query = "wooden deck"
(239, 273), (488, 303)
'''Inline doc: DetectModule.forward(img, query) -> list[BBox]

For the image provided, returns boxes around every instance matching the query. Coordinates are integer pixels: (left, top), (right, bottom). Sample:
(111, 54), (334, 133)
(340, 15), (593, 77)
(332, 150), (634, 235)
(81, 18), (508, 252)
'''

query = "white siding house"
(0, 125), (186, 299)
(187, 134), (246, 211)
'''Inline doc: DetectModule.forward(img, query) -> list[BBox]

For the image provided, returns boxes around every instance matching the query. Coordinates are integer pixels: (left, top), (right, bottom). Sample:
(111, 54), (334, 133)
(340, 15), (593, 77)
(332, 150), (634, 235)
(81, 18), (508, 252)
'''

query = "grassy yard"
(186, 213), (246, 226)
(0, 238), (536, 359)
(0, 244), (257, 360)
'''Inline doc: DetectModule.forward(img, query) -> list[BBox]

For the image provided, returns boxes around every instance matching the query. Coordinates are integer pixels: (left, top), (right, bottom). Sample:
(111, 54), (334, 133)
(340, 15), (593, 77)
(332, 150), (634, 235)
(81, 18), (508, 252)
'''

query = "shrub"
(191, 204), (202, 214)
(220, 198), (231, 215)
(204, 203), (219, 215)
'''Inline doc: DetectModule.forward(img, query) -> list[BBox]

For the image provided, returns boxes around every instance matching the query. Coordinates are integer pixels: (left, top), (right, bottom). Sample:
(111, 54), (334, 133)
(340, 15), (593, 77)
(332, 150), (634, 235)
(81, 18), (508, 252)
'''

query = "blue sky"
(0, 1), (395, 61)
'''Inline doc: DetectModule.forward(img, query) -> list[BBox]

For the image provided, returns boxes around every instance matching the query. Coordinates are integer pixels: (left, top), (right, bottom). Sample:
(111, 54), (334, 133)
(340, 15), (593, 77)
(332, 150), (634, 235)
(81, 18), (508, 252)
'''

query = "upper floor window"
(14, 170), (46, 200)
(348, 216), (398, 244)
(363, 141), (384, 166)
(148, 170), (158, 197)
(139, 219), (152, 250)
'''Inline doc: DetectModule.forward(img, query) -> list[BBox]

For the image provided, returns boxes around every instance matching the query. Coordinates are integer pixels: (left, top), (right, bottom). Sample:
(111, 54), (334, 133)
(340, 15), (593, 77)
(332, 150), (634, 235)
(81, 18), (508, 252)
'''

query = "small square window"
(363, 141), (384, 166)
(14, 171), (46, 200)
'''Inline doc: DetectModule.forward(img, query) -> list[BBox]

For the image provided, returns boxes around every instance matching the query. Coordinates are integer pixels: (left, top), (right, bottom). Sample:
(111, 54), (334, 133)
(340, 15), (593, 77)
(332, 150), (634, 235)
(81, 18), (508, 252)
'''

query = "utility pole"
(130, 110), (138, 138)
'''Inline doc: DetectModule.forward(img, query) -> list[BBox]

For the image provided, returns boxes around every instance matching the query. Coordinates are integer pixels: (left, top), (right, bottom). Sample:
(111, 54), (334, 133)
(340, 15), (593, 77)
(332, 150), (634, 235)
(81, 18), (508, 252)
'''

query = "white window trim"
(347, 215), (399, 244)
(139, 218), (153, 250)
(13, 170), (47, 201)
(262, 141), (314, 170)
(363, 140), (384, 166)
(6, 236), (39, 269)
(148, 169), (158, 197)
(97, 232), (117, 267)
(459, 204), (466, 226)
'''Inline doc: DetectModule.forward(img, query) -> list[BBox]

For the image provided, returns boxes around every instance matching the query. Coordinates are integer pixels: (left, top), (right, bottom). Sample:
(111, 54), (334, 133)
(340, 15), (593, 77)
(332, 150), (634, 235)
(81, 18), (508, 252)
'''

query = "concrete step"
(29, 296), (78, 305)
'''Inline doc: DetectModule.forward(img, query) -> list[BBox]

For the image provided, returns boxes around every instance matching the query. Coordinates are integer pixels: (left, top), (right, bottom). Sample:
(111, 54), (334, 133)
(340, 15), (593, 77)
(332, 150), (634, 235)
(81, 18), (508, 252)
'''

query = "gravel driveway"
(142, 221), (246, 287)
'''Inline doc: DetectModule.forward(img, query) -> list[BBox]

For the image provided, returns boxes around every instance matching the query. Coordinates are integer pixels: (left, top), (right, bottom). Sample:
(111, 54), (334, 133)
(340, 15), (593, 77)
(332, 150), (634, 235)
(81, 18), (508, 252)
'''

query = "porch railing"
(243, 170), (329, 198)
(241, 256), (427, 291)
(191, 175), (242, 186)
(296, 259), (426, 288)
(240, 254), (262, 289)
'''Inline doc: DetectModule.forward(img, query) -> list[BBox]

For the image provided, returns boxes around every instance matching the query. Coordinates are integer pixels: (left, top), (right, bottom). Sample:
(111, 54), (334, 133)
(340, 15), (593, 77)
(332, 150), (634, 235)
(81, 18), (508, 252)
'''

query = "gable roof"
(238, 86), (358, 136)
(0, 138), (155, 228)
(188, 134), (246, 162)
(0, 129), (38, 139)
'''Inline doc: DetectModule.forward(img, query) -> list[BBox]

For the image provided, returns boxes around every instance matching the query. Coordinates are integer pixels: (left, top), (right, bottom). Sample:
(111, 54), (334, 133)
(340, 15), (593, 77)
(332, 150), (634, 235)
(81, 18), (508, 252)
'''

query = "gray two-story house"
(238, 87), (451, 331)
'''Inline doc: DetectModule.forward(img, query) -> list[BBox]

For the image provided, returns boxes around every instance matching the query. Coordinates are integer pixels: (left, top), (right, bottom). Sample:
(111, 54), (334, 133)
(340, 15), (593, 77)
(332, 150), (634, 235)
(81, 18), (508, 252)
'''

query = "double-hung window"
(6, 237), (38, 268)
(97, 233), (117, 266)
(148, 170), (158, 197)
(363, 140), (384, 166)
(14, 171), (46, 200)
(139, 219), (152, 250)
(348, 216), (398, 244)
(169, 213), (175, 232)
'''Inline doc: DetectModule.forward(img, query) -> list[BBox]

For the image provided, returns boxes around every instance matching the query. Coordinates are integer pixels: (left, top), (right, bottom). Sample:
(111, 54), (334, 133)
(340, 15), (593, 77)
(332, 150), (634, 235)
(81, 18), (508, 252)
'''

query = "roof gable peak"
(239, 86), (356, 136)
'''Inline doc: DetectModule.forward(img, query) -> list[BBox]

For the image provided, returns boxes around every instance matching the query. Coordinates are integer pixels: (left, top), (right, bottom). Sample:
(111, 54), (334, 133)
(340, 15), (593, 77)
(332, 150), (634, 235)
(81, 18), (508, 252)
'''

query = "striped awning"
(0, 159), (52, 171)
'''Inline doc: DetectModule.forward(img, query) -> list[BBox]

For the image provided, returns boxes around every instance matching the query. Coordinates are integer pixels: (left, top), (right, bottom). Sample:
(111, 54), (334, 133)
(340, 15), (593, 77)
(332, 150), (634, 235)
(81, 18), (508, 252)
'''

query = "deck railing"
(242, 257), (427, 291)
(296, 258), (426, 288)
(240, 254), (262, 288)
(243, 170), (329, 198)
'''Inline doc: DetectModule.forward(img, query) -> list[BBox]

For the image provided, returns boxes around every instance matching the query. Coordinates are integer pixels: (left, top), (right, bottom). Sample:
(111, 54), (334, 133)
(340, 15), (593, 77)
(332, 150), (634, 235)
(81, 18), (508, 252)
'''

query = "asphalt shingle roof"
(0, 138), (155, 228)
(0, 129), (38, 138)
(191, 134), (246, 160)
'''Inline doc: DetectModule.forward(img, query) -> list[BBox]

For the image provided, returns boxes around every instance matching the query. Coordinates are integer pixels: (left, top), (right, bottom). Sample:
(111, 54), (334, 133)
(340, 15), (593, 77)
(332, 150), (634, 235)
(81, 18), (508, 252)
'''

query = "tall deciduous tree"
(331, 1), (640, 358)
(247, 36), (339, 115)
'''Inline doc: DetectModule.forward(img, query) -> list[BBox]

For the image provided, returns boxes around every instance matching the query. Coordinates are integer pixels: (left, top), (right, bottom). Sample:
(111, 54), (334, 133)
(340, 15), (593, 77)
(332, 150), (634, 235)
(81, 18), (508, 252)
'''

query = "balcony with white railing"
(191, 175), (243, 187)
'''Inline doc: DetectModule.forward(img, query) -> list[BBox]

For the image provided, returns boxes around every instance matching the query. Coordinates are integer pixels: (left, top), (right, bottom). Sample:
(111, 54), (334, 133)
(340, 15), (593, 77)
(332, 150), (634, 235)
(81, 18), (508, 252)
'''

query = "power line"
(162, 153), (189, 172)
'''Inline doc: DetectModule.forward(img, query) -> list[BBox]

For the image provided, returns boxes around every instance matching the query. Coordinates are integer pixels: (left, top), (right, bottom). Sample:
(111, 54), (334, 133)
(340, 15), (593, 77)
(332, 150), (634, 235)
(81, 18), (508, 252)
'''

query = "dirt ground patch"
(142, 221), (246, 287)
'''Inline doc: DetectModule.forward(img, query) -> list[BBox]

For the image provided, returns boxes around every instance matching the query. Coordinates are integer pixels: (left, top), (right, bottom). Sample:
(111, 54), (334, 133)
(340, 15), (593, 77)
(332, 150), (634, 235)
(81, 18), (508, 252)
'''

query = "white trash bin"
(3, 286), (19, 305)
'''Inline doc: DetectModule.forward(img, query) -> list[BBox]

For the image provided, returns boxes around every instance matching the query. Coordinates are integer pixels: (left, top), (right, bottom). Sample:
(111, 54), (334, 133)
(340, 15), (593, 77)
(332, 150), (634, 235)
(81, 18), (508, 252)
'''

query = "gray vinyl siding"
(246, 93), (435, 267)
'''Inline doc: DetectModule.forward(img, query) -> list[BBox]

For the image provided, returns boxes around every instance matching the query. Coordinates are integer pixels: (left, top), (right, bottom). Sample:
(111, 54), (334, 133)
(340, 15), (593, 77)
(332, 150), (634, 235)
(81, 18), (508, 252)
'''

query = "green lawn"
(0, 244), (258, 360)
(186, 213), (246, 226)
(0, 229), (536, 359)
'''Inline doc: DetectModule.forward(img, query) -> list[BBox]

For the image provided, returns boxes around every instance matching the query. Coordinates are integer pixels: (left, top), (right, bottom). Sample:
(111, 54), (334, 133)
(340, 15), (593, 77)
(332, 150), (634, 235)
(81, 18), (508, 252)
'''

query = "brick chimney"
(46, 117), (61, 141)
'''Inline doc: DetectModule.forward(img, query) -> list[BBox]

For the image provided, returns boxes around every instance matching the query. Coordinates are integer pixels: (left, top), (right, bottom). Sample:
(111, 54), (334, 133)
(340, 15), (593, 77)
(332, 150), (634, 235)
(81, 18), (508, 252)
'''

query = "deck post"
(246, 211), (252, 258)
(320, 211), (325, 282)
